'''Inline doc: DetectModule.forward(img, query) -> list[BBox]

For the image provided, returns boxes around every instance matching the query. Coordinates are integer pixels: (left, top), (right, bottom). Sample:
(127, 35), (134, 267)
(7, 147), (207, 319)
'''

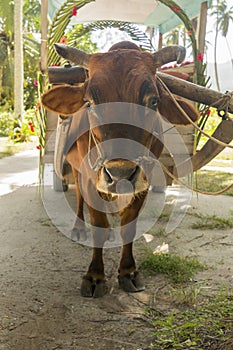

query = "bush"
(0, 110), (15, 137)
(0, 108), (38, 141)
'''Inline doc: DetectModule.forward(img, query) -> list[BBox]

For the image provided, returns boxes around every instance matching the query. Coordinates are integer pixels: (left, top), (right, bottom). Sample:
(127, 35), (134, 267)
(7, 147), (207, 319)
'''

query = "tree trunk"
(14, 0), (24, 120)
(214, 0), (221, 91)
(225, 37), (233, 72)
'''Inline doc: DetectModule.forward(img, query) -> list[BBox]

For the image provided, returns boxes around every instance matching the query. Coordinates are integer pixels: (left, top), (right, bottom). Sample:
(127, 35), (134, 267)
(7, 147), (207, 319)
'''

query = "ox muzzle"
(96, 159), (149, 197)
(86, 103), (164, 198)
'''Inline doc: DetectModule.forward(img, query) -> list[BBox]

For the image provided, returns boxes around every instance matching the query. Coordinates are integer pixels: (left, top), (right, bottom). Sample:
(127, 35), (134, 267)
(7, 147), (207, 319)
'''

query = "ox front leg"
(118, 198), (146, 293)
(71, 168), (87, 242)
(81, 207), (109, 298)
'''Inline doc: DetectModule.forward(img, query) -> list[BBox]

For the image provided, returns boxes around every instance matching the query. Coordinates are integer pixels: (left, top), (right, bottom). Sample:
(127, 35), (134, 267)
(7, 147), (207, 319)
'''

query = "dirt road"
(0, 151), (232, 349)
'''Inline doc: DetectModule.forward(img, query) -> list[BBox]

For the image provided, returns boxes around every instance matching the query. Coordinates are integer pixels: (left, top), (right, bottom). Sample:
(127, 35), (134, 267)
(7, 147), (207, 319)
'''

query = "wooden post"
(197, 1), (208, 54)
(158, 32), (163, 49)
(40, 0), (48, 74)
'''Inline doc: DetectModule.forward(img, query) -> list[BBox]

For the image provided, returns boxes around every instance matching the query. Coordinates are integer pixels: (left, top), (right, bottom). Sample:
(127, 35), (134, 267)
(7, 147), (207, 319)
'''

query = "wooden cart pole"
(157, 72), (233, 114)
(197, 1), (208, 55)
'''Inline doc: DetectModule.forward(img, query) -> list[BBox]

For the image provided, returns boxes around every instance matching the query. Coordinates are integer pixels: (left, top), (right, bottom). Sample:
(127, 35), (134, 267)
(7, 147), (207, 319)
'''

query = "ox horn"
(153, 45), (186, 67)
(54, 43), (90, 69)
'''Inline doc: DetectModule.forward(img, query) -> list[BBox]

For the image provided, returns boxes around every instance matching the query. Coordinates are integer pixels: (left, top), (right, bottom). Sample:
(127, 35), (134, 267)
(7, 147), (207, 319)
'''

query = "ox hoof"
(81, 276), (107, 298)
(71, 227), (87, 242)
(107, 229), (115, 242)
(118, 272), (145, 293)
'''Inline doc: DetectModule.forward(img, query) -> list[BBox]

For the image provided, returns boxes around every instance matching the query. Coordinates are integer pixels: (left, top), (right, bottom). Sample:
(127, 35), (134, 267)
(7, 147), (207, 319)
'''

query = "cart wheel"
(53, 171), (68, 192)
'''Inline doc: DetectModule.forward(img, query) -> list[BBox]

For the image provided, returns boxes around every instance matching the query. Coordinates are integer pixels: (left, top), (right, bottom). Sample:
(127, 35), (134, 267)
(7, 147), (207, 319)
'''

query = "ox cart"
(41, 66), (233, 191)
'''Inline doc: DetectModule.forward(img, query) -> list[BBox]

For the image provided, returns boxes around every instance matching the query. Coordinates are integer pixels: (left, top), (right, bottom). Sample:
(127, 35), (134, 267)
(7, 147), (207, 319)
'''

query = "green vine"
(48, 0), (94, 66)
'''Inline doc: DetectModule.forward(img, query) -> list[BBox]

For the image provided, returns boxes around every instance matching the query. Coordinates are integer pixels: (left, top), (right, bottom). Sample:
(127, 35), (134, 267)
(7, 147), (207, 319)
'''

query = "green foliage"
(140, 251), (204, 284)
(0, 110), (15, 136)
(149, 292), (233, 349)
(65, 25), (98, 53)
(23, 0), (41, 33)
(0, 0), (14, 37)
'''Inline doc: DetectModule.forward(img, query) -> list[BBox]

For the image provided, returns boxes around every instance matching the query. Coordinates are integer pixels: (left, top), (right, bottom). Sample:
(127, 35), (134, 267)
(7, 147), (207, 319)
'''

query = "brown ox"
(42, 41), (199, 297)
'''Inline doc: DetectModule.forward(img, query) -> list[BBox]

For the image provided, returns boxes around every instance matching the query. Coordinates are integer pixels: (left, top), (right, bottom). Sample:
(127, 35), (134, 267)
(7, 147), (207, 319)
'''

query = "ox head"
(42, 41), (199, 198)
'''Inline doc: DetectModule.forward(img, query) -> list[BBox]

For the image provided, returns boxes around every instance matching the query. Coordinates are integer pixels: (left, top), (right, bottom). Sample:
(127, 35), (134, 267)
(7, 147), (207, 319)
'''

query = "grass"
(140, 250), (205, 284)
(147, 291), (233, 349)
(191, 213), (233, 230)
(0, 150), (15, 158)
(195, 170), (233, 196)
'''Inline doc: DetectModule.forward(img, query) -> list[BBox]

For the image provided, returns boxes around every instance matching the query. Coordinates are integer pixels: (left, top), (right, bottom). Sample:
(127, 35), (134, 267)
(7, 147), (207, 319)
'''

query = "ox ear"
(41, 84), (86, 116)
(156, 81), (199, 125)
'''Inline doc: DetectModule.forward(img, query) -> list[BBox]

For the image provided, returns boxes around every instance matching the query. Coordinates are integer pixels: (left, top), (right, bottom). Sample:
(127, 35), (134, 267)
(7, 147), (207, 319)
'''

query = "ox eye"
(147, 96), (159, 110)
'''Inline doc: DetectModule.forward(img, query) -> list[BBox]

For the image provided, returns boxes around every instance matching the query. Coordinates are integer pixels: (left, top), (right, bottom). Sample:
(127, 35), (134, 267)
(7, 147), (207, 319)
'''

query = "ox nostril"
(128, 165), (140, 182)
(103, 166), (113, 184)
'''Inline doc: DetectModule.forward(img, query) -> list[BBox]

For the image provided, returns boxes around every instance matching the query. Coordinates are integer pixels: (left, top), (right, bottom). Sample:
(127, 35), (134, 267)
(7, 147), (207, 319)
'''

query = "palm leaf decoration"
(48, 0), (155, 66)
(84, 21), (154, 51)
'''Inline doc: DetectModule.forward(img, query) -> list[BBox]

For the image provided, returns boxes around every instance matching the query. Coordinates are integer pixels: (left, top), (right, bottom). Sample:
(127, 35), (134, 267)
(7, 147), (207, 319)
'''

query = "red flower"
(196, 52), (204, 62)
(72, 6), (77, 16)
(33, 79), (38, 87)
(36, 145), (41, 150)
(206, 109), (211, 116)
(28, 122), (35, 132)
(35, 102), (41, 112)
(60, 36), (67, 44)
(170, 6), (181, 11)
(186, 30), (192, 36)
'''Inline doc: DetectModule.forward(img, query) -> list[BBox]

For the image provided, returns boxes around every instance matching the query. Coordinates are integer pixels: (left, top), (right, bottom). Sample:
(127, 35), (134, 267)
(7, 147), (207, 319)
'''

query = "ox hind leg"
(118, 196), (146, 293)
(71, 167), (87, 242)
(81, 206), (109, 298)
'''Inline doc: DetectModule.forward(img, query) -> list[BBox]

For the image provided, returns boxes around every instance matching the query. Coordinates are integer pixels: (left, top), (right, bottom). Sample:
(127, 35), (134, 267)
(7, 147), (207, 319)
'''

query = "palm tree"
(211, 0), (221, 91)
(211, 0), (233, 91)
(0, 0), (14, 104)
(14, 0), (24, 120)
(216, 0), (233, 70)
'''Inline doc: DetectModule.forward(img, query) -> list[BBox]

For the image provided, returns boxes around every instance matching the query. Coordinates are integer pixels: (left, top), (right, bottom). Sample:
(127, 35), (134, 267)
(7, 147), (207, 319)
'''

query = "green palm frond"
(0, 0), (14, 37)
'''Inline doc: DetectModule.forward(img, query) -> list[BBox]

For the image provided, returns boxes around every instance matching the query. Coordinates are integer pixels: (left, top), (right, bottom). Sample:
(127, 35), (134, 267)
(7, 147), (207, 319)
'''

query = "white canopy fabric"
(48, 0), (209, 34)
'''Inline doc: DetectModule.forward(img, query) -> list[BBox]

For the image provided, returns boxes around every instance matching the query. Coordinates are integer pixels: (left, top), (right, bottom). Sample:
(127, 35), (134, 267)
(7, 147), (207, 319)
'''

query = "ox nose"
(103, 162), (140, 193)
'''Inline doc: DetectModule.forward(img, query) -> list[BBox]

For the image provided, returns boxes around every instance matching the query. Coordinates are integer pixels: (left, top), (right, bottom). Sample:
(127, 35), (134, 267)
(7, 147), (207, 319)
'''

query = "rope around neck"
(87, 128), (105, 170)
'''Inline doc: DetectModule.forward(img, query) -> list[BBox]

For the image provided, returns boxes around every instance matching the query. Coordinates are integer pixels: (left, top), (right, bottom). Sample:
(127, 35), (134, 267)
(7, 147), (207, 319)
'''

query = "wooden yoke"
(157, 72), (233, 114)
